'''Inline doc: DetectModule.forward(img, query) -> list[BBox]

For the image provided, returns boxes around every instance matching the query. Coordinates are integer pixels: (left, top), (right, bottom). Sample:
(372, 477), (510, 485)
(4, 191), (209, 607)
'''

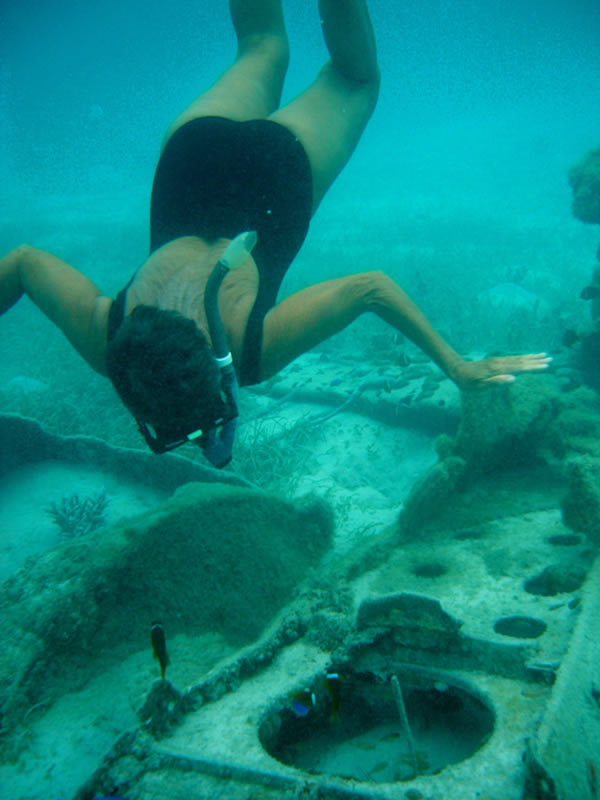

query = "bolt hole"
(494, 616), (547, 639)
(412, 562), (447, 579)
(547, 534), (582, 547)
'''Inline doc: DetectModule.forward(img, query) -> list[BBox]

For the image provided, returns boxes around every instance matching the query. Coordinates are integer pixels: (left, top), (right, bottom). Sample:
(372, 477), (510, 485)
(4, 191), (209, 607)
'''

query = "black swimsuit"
(108, 116), (313, 385)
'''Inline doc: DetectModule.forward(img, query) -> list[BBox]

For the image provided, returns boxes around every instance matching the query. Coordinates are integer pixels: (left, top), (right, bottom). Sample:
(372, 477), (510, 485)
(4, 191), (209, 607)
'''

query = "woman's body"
(0, 0), (549, 456)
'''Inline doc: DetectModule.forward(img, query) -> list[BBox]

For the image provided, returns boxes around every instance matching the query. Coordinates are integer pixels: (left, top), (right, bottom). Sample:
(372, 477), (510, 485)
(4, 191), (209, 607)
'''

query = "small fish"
(354, 740), (377, 751)
(150, 621), (169, 679)
(561, 329), (581, 348)
(324, 672), (341, 720)
(415, 389), (435, 403)
(290, 689), (315, 717)
(368, 761), (389, 777)
(399, 392), (415, 406)
(587, 759), (598, 799)
(379, 731), (401, 742)
(330, 376), (344, 387)
(580, 285), (600, 300)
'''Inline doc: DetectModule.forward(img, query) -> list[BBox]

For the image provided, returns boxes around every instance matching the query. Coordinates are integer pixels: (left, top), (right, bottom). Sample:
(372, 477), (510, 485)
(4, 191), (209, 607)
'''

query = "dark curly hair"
(106, 305), (225, 441)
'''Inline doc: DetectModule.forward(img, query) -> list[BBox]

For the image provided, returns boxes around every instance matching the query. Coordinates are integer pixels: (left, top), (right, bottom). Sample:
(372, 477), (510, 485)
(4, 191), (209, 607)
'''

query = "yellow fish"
(150, 621), (169, 679)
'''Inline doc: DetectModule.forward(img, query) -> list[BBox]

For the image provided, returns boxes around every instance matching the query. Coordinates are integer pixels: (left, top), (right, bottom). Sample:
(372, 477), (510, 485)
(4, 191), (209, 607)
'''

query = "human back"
(121, 236), (259, 370)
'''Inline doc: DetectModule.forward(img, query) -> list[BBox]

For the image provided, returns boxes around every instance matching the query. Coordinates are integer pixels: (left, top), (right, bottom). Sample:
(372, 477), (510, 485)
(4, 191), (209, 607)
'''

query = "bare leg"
(162, 0), (289, 148)
(318, 0), (379, 83)
(270, 0), (380, 212)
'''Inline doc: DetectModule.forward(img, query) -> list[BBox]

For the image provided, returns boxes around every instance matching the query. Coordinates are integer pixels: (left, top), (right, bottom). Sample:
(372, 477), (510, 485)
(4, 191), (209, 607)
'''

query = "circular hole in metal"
(493, 616), (547, 639)
(523, 564), (586, 597)
(412, 562), (447, 579)
(547, 534), (582, 546)
(259, 669), (494, 783)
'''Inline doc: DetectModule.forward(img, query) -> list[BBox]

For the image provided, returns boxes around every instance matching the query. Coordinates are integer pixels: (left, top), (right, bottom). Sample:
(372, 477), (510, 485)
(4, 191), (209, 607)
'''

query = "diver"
(0, 0), (549, 467)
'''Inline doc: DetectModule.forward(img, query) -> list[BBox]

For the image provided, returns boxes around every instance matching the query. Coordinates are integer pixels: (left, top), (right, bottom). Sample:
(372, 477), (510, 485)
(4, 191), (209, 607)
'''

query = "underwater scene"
(1, 1), (600, 798)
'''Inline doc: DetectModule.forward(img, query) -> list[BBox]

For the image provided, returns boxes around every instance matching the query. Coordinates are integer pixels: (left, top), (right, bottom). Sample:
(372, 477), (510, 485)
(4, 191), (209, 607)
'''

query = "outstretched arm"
(0, 245), (110, 374)
(260, 270), (550, 388)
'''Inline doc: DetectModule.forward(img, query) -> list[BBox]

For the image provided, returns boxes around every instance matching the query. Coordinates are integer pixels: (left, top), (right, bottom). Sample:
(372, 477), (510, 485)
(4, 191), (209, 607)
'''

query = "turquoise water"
(2, 1), (599, 310)
(1, 3), (600, 798)
(2, 1), (599, 405)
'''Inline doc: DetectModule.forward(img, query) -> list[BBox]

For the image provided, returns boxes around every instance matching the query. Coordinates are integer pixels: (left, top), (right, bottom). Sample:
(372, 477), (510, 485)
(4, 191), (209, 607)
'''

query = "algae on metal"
(0, 481), (333, 759)
(527, 555), (600, 800)
(397, 376), (600, 538)
(0, 411), (251, 492)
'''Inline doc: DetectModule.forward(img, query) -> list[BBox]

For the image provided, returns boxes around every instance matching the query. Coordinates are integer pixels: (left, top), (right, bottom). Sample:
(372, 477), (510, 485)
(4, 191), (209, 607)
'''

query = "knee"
(350, 53), (381, 92)
(361, 66), (381, 113)
(324, 60), (380, 114)
(238, 32), (290, 73)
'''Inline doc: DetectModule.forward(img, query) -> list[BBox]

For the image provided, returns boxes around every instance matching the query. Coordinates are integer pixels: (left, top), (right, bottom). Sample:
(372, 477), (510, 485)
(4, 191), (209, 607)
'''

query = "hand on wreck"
(452, 353), (552, 391)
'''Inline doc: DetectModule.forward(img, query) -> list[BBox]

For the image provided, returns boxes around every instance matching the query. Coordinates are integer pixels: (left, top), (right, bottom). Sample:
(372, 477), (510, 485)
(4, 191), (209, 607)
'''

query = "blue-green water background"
(1, 0), (600, 426)
(0, 8), (600, 794)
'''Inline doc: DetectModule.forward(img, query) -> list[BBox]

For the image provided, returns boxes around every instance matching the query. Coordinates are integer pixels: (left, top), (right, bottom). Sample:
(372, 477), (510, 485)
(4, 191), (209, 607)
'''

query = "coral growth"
(568, 145), (600, 224)
(397, 375), (562, 537)
(561, 456), (600, 545)
(45, 489), (110, 537)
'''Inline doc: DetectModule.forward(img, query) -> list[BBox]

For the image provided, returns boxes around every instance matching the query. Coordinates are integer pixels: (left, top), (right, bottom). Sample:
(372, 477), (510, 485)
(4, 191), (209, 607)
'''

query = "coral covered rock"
(561, 456), (600, 544)
(454, 376), (560, 473)
(397, 376), (562, 536)
(0, 482), (333, 759)
(568, 145), (600, 224)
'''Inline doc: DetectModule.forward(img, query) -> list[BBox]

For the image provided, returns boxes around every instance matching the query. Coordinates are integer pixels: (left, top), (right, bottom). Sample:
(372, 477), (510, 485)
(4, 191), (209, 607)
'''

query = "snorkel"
(198, 230), (258, 467)
(135, 230), (257, 465)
